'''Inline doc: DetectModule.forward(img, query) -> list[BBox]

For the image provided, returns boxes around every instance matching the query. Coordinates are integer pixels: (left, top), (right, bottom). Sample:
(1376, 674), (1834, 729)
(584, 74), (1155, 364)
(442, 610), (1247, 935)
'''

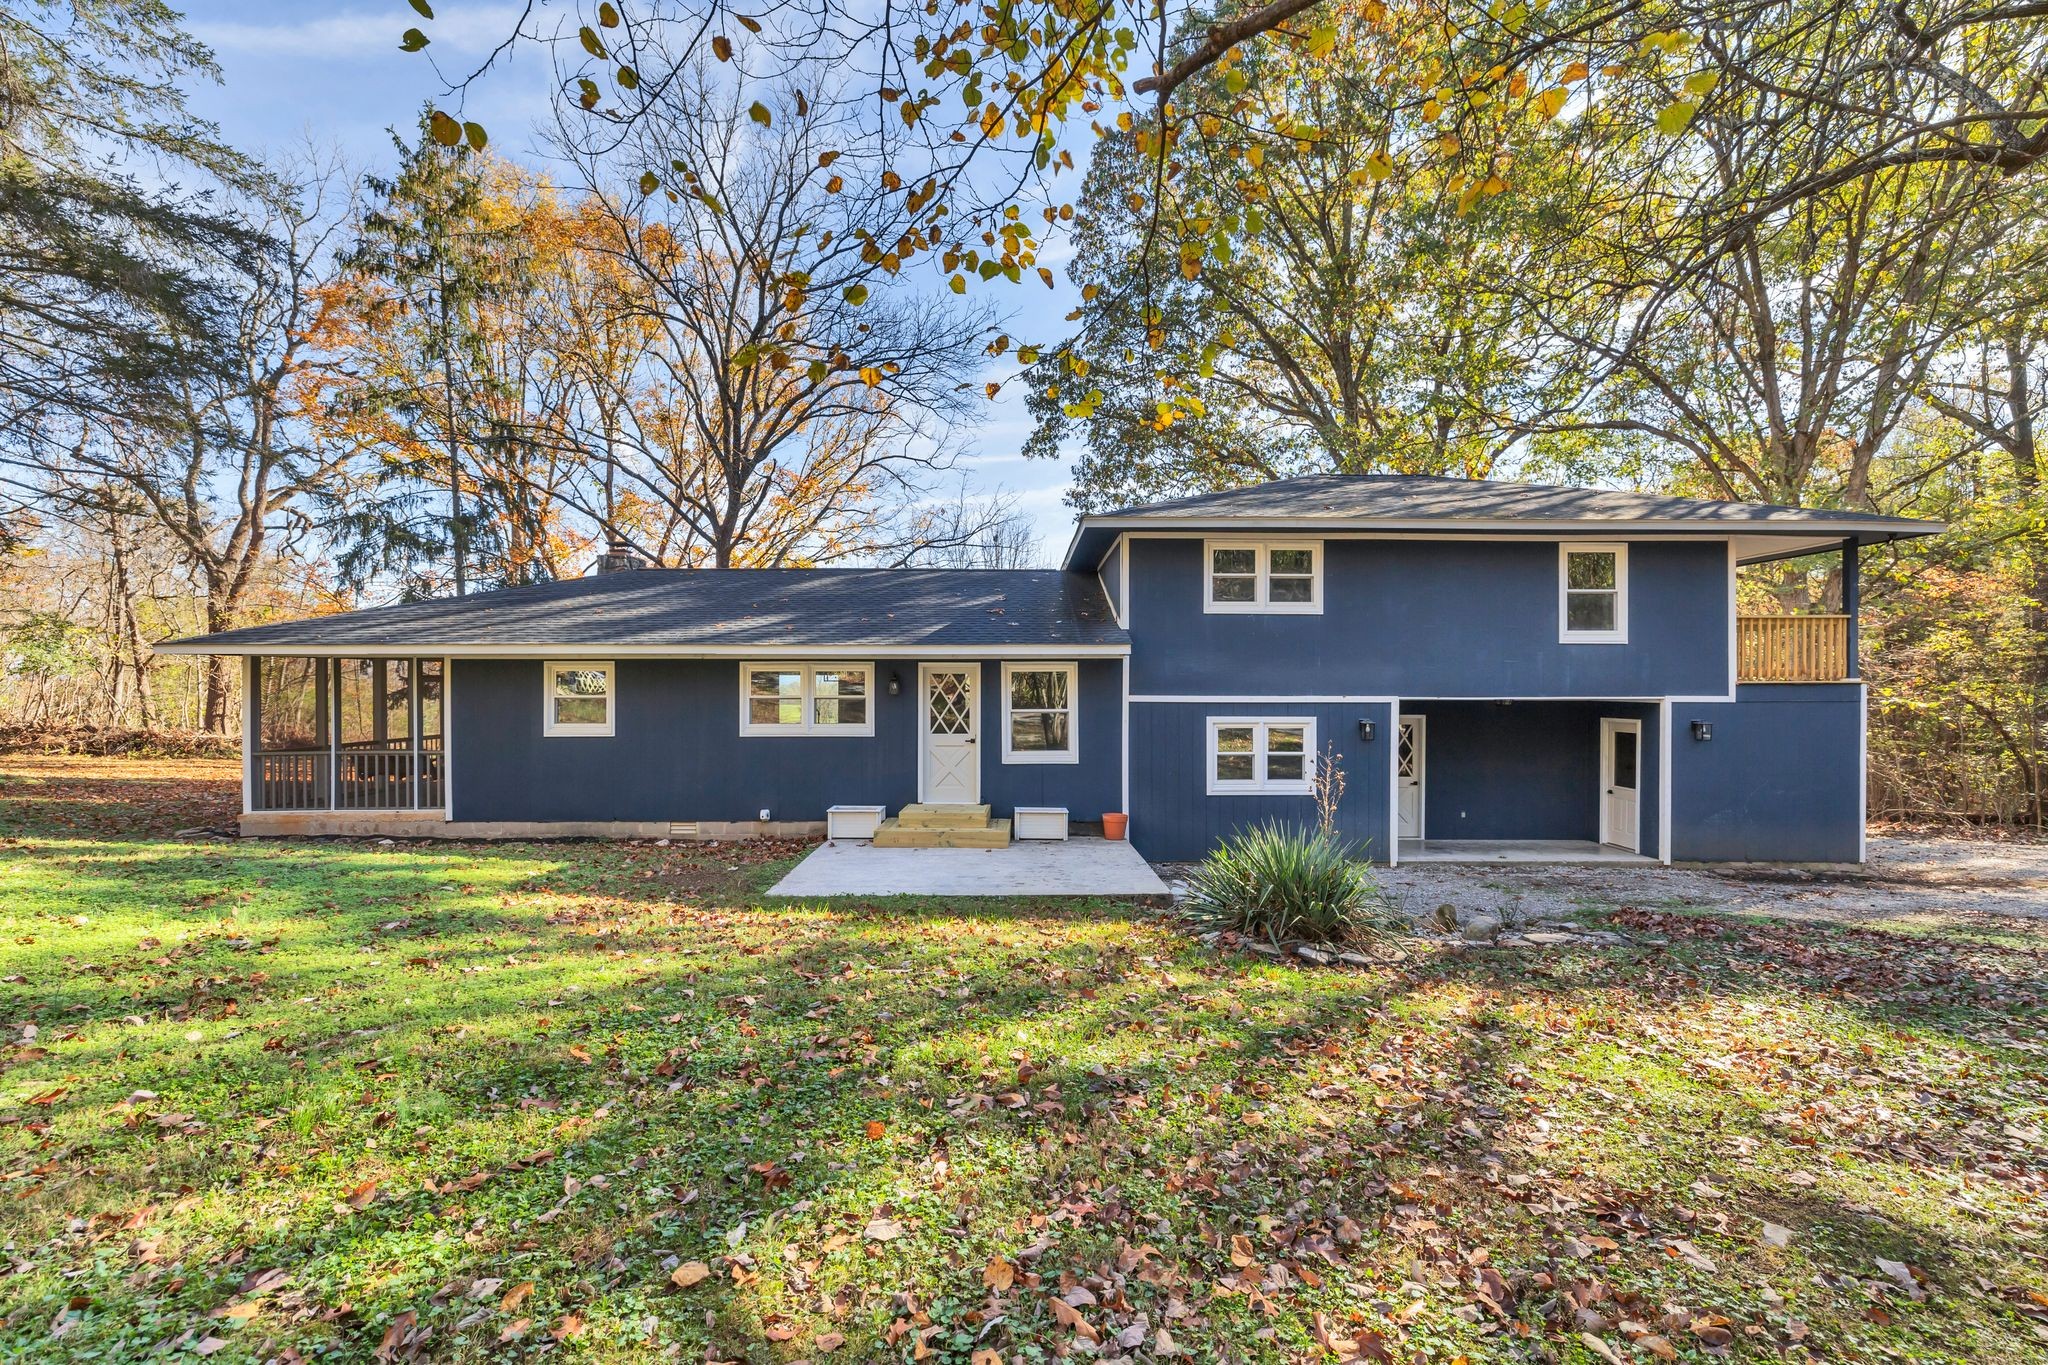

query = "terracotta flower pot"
(1102, 812), (1129, 841)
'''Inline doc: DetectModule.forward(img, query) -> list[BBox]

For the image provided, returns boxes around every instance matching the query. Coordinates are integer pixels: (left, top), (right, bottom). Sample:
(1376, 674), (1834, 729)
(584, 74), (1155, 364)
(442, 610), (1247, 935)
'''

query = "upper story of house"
(1061, 475), (1940, 700)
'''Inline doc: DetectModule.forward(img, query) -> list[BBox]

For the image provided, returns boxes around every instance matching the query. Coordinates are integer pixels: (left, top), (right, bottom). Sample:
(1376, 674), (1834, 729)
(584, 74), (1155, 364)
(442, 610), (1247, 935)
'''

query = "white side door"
(1396, 715), (1425, 840)
(919, 664), (980, 804)
(1600, 718), (1641, 852)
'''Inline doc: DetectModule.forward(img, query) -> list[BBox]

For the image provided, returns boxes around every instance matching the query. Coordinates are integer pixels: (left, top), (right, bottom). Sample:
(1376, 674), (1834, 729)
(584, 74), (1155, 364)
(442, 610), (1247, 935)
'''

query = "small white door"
(920, 664), (980, 804)
(1396, 714), (1426, 840)
(1600, 718), (1641, 852)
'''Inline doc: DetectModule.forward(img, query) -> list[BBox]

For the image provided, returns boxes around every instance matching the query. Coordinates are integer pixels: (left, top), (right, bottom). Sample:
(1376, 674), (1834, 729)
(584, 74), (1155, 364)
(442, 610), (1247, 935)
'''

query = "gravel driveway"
(1365, 834), (2048, 932)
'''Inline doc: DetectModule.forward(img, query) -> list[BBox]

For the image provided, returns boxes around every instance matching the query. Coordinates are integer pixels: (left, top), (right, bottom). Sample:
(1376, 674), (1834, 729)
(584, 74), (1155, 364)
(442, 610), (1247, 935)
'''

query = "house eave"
(1061, 516), (1943, 570)
(151, 640), (1133, 659)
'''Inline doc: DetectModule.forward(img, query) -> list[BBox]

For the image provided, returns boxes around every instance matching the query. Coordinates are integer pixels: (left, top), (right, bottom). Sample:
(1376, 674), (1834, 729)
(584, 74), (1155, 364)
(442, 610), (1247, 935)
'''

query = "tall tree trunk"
(201, 592), (237, 734)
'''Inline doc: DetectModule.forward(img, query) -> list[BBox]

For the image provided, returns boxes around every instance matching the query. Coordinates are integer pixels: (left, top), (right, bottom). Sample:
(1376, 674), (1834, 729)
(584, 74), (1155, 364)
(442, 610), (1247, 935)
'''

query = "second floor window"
(1205, 540), (1322, 613)
(1560, 544), (1628, 643)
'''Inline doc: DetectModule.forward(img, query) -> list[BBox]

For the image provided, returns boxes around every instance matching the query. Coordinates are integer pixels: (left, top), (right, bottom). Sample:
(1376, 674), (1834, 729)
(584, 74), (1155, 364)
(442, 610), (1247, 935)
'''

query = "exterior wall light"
(888, 672), (901, 696)
(1358, 719), (1377, 742)
(1691, 720), (1714, 741)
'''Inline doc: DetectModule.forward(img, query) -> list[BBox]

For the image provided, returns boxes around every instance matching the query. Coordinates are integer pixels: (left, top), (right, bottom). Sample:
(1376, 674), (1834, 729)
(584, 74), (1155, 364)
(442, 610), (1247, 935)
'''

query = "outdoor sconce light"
(887, 672), (901, 696)
(1691, 720), (1714, 742)
(1358, 719), (1377, 742)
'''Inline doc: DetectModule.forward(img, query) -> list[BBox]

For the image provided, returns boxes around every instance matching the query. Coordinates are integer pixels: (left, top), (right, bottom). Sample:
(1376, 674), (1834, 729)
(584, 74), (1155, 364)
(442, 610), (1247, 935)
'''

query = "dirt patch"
(0, 752), (241, 839)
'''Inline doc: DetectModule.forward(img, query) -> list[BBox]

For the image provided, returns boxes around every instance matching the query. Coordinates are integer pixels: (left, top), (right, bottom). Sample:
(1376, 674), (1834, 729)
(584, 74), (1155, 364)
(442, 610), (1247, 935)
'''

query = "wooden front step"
(896, 803), (991, 830)
(871, 817), (1011, 849)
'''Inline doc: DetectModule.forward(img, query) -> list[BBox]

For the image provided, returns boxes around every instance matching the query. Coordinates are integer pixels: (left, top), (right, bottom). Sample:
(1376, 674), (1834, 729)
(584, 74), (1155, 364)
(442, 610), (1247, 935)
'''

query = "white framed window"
(543, 661), (615, 737)
(1001, 662), (1078, 764)
(740, 662), (876, 736)
(1560, 543), (1628, 643)
(1207, 717), (1316, 794)
(1204, 540), (1322, 614)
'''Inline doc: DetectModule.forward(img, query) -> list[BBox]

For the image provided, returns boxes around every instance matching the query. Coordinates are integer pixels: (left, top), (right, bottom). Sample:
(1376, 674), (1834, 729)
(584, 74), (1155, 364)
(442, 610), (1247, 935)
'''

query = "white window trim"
(738, 661), (878, 737)
(543, 660), (616, 737)
(1559, 542), (1629, 644)
(1203, 539), (1324, 615)
(1000, 661), (1079, 765)
(1206, 717), (1317, 795)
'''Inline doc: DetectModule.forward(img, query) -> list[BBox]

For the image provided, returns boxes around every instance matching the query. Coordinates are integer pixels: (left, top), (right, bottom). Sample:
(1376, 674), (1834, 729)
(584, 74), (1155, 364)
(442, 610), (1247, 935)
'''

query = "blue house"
(158, 475), (1939, 864)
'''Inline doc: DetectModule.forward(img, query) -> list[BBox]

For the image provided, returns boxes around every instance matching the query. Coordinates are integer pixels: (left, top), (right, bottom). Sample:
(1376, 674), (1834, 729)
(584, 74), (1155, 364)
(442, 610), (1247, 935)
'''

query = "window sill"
(543, 726), (615, 738)
(1002, 750), (1080, 765)
(739, 725), (877, 739)
(1207, 783), (1314, 797)
(1203, 602), (1324, 616)
(1559, 633), (1628, 645)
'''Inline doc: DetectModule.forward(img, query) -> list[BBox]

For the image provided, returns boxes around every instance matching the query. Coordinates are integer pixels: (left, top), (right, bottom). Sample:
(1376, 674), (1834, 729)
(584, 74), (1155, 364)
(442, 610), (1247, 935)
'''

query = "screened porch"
(247, 657), (445, 812)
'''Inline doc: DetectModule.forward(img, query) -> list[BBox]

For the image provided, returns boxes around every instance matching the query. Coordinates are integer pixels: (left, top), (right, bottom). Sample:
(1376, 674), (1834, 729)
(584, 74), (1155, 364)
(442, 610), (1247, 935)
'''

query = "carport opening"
(1395, 700), (1657, 863)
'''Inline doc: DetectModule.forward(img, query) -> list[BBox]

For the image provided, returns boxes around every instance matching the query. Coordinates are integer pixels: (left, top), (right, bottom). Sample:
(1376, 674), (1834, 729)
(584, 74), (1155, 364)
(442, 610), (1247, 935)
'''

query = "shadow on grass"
(6, 814), (2045, 1362)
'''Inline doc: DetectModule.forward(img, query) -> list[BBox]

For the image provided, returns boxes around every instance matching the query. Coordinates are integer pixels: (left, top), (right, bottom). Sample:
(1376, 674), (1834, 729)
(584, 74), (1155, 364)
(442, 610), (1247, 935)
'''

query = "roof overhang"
(150, 640), (1132, 659)
(1063, 518), (1942, 570)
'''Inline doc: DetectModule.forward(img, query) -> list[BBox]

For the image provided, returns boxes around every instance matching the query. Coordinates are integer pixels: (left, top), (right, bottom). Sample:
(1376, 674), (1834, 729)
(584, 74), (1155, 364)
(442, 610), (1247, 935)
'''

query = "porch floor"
(770, 835), (1170, 900)
(1398, 839), (1656, 865)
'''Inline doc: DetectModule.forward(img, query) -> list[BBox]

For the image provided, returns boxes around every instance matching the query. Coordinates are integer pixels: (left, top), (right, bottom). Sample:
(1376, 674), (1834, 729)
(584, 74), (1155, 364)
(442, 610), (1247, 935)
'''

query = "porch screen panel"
(416, 660), (445, 807)
(253, 657), (330, 811)
(337, 659), (412, 809)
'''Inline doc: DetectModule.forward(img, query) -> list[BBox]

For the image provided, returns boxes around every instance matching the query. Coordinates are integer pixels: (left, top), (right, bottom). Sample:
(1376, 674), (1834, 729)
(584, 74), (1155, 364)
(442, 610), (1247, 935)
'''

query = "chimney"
(594, 539), (646, 574)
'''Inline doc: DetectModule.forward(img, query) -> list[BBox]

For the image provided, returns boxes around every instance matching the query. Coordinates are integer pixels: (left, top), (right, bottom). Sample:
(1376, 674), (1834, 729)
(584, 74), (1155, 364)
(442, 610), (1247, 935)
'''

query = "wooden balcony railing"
(1737, 615), (1853, 682)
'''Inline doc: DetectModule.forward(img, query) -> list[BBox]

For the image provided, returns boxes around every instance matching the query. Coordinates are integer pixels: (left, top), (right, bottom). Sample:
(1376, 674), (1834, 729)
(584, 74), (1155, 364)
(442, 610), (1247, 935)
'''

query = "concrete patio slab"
(1398, 839), (1656, 865)
(770, 836), (1170, 900)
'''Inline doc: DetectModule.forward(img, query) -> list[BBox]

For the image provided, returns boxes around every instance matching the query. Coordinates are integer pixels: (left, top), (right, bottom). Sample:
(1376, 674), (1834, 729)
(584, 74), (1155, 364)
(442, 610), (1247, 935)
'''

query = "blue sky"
(180, 2), (1091, 557)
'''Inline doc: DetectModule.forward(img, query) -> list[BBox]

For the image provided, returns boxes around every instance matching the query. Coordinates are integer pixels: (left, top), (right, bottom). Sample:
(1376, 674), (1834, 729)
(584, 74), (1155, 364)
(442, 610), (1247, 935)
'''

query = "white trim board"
(1858, 681), (1869, 865)
(1119, 655), (1131, 816)
(1658, 699), (1673, 864)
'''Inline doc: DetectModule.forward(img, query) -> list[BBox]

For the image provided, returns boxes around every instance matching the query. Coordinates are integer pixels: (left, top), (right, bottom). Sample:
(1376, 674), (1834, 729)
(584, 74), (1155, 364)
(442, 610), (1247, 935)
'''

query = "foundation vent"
(668, 822), (700, 840)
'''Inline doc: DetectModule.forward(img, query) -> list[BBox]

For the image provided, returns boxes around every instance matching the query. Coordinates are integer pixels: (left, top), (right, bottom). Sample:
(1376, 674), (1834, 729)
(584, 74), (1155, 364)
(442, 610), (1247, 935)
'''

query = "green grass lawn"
(1, 756), (2045, 1363)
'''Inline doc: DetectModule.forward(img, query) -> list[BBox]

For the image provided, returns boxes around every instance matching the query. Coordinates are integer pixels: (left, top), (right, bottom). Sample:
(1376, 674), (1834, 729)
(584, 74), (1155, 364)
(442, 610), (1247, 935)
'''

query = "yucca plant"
(1181, 822), (1391, 946)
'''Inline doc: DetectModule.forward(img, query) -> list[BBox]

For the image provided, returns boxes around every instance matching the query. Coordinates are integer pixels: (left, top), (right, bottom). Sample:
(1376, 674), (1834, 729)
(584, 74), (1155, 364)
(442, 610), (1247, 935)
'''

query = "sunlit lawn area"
(1, 755), (2044, 1362)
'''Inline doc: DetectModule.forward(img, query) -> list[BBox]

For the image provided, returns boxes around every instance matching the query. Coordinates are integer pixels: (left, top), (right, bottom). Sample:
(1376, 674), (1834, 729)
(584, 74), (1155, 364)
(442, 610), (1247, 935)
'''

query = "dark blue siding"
(1127, 538), (1729, 698)
(1404, 701), (1659, 851)
(449, 657), (1121, 825)
(978, 659), (1123, 821)
(1670, 684), (1862, 862)
(1127, 700), (1393, 862)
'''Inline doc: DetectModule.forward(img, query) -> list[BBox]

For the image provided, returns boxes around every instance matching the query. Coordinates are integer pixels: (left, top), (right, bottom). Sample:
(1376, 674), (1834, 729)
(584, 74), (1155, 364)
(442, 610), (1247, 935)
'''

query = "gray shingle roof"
(1064, 474), (1940, 568)
(155, 569), (1128, 655)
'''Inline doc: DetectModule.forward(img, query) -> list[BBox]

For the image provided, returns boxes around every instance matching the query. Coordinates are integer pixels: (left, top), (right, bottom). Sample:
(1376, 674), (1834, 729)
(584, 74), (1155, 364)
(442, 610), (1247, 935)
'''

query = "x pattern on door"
(927, 672), (973, 734)
(1397, 723), (1417, 779)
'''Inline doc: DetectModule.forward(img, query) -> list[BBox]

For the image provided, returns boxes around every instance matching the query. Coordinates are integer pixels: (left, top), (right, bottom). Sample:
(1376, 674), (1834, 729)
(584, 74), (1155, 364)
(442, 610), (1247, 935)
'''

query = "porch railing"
(254, 751), (330, 811)
(1737, 615), (1852, 682)
(254, 743), (444, 812)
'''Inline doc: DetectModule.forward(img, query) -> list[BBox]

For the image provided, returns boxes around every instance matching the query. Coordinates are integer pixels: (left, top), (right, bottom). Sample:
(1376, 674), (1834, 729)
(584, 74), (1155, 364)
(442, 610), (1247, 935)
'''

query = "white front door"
(920, 664), (980, 804)
(1396, 715), (1426, 840)
(1599, 718), (1641, 852)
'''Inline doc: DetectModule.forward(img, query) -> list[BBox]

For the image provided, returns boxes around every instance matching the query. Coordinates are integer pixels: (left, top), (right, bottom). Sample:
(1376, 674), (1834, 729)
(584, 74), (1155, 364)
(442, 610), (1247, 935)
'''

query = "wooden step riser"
(871, 818), (1011, 849)
(896, 803), (991, 830)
